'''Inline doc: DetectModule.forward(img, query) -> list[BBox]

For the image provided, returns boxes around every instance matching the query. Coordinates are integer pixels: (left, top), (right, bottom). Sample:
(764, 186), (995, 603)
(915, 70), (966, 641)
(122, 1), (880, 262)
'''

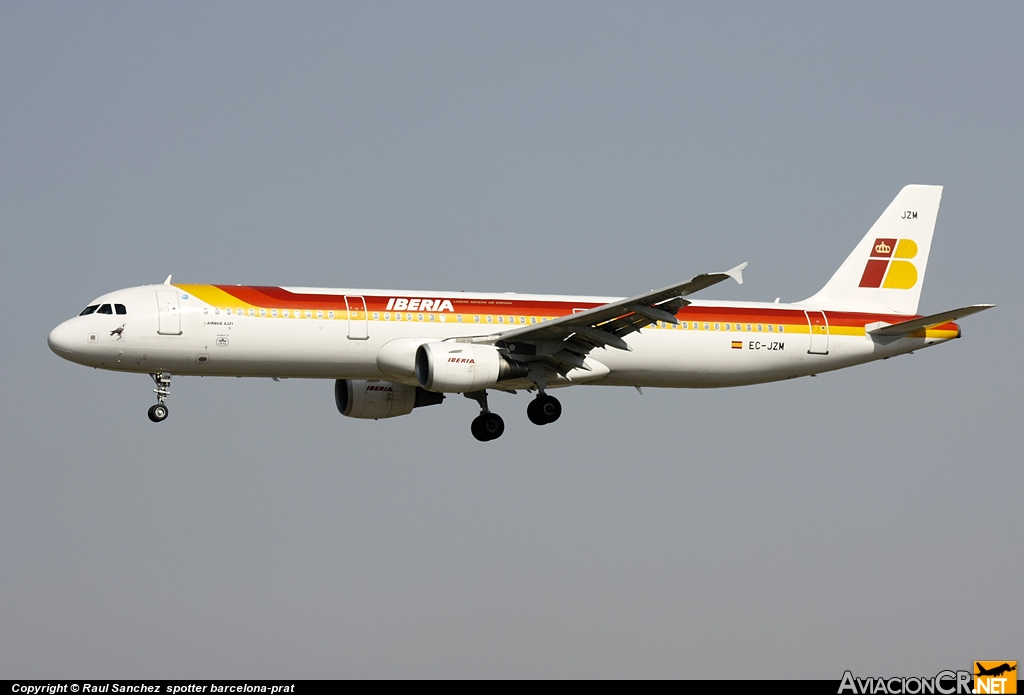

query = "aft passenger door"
(156, 291), (182, 335)
(345, 295), (368, 340)
(805, 310), (829, 354)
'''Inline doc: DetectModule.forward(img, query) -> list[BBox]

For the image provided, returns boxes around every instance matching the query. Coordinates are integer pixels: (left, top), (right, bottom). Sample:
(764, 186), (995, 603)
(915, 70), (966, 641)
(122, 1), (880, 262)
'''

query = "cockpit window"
(79, 305), (99, 316)
(115, 304), (127, 315)
(97, 304), (113, 314)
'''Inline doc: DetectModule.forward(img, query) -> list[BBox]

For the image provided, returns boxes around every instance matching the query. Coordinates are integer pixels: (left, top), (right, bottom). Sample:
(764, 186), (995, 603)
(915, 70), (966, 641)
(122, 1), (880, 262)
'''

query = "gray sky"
(1, 1), (1020, 678)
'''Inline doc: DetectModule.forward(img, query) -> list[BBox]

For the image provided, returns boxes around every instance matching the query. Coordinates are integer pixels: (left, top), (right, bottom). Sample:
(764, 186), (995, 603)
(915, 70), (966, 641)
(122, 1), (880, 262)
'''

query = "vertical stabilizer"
(802, 185), (942, 315)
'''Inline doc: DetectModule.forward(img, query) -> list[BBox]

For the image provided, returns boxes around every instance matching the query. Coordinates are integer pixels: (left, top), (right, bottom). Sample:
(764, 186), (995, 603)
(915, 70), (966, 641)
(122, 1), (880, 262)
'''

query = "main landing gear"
(466, 391), (504, 442)
(147, 372), (171, 423)
(464, 390), (563, 441)
(527, 393), (561, 426)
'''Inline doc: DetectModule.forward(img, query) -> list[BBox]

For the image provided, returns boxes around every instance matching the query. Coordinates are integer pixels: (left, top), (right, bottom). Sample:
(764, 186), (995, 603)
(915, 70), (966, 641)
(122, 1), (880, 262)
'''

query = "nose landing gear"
(465, 390), (504, 442)
(148, 372), (171, 422)
(527, 393), (561, 426)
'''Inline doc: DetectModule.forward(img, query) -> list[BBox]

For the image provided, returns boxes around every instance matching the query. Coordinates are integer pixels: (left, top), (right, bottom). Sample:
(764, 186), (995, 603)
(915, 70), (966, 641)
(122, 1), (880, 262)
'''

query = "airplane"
(975, 663), (1016, 678)
(48, 185), (993, 441)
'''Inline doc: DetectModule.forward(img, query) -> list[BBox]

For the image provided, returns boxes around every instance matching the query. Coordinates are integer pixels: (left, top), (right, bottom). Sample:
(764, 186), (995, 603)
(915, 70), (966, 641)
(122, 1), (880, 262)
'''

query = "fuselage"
(48, 282), (960, 389)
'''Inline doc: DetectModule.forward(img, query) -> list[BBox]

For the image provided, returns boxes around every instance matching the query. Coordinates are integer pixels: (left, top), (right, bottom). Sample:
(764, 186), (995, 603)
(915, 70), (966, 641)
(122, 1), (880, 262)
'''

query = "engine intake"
(415, 342), (529, 392)
(335, 379), (444, 419)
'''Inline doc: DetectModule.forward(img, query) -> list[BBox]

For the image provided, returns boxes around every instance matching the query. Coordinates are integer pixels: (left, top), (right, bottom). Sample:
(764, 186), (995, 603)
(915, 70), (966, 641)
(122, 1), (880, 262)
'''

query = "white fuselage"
(47, 283), (958, 390)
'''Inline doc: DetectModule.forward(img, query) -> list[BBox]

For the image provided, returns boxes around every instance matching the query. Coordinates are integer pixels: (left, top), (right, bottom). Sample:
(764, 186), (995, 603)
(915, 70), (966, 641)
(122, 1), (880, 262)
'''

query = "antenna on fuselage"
(163, 274), (172, 285)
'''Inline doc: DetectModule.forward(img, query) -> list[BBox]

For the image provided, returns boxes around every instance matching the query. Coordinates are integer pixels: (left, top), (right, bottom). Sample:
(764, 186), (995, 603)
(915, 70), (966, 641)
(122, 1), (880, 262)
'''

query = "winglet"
(724, 262), (748, 286)
(163, 274), (173, 285)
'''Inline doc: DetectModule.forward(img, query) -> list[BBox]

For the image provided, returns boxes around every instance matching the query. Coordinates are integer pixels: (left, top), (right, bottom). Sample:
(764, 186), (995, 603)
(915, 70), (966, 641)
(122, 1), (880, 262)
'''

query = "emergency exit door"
(345, 295), (368, 340)
(805, 310), (829, 354)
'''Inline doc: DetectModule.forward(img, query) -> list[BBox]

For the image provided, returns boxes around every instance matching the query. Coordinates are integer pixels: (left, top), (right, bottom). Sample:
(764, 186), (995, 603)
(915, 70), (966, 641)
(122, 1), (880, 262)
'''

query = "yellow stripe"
(175, 284), (258, 310)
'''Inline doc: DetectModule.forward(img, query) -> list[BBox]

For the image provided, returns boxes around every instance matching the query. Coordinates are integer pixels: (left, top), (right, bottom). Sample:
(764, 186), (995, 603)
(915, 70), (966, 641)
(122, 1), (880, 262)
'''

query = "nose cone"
(48, 320), (75, 355)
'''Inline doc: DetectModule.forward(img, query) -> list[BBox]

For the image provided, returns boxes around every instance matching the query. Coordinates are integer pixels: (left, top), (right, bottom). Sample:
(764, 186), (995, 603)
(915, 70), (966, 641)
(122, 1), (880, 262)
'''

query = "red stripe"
(208, 285), (950, 330)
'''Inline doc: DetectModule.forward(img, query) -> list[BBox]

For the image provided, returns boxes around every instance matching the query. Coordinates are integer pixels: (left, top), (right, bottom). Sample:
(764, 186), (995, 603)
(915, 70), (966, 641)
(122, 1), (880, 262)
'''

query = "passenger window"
(79, 305), (99, 316)
(97, 304), (113, 314)
(115, 304), (127, 315)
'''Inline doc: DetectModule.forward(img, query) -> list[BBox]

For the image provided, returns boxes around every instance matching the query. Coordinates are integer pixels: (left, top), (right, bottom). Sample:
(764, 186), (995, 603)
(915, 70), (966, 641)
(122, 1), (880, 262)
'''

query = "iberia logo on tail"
(859, 237), (919, 289)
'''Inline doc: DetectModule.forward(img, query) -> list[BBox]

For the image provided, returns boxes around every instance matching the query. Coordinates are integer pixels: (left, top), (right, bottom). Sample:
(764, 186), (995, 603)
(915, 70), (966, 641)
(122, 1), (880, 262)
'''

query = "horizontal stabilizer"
(868, 304), (995, 336)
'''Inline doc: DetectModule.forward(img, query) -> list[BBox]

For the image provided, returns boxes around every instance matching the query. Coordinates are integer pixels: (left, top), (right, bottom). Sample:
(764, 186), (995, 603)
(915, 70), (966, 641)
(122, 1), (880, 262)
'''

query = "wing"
(479, 263), (747, 377)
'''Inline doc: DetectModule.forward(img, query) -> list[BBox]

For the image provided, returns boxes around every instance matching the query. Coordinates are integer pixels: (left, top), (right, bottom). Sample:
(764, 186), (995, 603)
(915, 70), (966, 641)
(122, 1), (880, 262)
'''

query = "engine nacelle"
(415, 342), (528, 393)
(335, 379), (444, 419)
(377, 337), (433, 379)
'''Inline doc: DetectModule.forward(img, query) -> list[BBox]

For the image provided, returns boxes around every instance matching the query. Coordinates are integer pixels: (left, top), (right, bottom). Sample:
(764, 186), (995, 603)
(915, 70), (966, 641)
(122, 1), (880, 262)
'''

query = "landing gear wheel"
(148, 404), (169, 422)
(471, 412), (505, 441)
(527, 394), (561, 425)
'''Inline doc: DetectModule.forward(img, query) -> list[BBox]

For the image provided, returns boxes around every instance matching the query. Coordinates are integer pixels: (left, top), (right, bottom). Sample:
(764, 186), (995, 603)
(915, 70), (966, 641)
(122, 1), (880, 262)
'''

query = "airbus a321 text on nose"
(49, 186), (993, 441)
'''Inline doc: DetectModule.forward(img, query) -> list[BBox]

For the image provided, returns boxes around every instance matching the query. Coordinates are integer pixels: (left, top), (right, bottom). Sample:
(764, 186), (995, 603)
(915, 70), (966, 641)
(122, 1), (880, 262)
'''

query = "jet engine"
(335, 379), (444, 419)
(415, 342), (528, 392)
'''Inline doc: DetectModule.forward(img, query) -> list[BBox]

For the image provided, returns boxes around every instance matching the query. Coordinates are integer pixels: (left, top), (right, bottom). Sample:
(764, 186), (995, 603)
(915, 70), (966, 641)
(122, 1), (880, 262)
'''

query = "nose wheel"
(527, 394), (561, 425)
(148, 372), (171, 423)
(148, 404), (169, 422)
(465, 390), (504, 441)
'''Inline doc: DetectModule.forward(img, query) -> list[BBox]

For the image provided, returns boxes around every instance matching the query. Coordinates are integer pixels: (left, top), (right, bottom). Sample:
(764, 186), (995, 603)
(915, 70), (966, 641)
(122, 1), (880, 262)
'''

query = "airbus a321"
(48, 185), (992, 441)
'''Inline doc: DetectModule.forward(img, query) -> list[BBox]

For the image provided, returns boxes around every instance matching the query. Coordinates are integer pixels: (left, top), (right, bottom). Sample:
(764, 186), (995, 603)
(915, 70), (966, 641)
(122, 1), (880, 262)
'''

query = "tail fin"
(802, 185), (943, 315)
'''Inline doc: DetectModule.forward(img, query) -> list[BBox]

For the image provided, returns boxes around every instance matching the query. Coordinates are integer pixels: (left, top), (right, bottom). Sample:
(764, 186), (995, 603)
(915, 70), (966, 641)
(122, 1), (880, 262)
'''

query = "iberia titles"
(386, 298), (455, 312)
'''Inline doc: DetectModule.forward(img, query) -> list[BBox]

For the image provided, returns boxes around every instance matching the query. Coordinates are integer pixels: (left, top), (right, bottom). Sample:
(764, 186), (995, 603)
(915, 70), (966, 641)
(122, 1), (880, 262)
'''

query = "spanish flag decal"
(731, 340), (743, 349)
